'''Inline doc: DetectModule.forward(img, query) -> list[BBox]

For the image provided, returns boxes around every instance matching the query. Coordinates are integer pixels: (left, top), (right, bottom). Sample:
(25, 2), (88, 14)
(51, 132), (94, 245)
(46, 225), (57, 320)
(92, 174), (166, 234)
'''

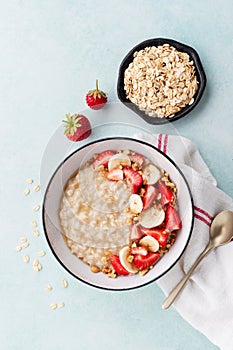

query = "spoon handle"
(162, 244), (212, 310)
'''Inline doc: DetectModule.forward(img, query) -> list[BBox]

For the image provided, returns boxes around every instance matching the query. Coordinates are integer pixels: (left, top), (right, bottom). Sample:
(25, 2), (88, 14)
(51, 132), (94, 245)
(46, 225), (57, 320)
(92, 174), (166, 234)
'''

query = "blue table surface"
(1, 1), (233, 349)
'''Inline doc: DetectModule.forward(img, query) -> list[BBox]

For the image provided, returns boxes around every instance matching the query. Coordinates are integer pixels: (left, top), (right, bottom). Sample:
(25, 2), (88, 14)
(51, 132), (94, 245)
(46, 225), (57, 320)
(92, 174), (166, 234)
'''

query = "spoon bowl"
(162, 210), (233, 309)
(209, 210), (233, 248)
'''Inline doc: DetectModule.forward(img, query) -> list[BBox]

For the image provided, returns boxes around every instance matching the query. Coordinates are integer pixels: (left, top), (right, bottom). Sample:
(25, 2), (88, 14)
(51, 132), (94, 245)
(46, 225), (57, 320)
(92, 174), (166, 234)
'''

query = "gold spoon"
(162, 210), (233, 310)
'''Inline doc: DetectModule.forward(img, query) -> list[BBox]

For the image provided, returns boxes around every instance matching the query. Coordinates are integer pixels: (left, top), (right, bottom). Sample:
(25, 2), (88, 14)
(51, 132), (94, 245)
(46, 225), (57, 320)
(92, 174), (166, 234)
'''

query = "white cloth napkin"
(135, 133), (233, 350)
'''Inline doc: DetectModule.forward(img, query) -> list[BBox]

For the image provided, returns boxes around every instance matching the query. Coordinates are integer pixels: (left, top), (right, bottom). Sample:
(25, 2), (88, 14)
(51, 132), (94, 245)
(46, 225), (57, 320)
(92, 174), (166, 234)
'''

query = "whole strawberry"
(62, 113), (91, 141)
(86, 80), (107, 110)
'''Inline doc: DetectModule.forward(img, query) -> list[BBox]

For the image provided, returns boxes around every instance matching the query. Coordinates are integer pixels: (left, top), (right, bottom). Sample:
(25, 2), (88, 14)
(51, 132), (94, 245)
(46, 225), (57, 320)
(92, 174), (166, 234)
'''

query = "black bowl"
(117, 38), (207, 125)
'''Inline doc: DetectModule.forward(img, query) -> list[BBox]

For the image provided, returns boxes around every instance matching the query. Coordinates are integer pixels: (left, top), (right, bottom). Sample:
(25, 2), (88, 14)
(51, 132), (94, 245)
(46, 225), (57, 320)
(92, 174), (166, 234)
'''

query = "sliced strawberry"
(130, 246), (148, 256)
(93, 151), (115, 169)
(110, 255), (129, 275)
(129, 153), (145, 166)
(134, 252), (160, 270)
(143, 185), (159, 210)
(158, 180), (174, 205)
(107, 168), (124, 181)
(165, 205), (182, 232)
(140, 227), (168, 247)
(129, 224), (144, 240)
(123, 167), (143, 194)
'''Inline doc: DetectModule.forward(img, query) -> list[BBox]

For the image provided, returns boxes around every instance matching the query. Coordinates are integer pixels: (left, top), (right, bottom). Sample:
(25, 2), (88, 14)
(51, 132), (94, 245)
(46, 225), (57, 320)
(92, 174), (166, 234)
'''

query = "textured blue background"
(1, 1), (232, 349)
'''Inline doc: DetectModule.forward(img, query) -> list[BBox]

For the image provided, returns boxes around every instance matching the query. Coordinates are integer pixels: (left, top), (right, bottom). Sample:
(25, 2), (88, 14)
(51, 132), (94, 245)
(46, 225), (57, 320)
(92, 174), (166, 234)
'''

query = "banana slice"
(129, 194), (143, 214)
(139, 206), (165, 228)
(108, 154), (131, 171)
(119, 246), (138, 274)
(143, 164), (161, 185)
(139, 236), (159, 252)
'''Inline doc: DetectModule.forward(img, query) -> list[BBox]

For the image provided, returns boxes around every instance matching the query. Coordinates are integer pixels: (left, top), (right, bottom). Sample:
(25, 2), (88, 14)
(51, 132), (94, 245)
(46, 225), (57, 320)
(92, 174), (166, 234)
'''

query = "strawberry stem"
(62, 113), (82, 136)
(96, 79), (99, 91)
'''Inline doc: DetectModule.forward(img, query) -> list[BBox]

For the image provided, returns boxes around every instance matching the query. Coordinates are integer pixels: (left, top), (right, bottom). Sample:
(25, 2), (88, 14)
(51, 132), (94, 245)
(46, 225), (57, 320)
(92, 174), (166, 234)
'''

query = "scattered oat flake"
(26, 179), (34, 184)
(16, 246), (22, 252)
(45, 284), (53, 291)
(33, 204), (40, 212)
(20, 237), (27, 243)
(24, 189), (30, 196)
(61, 279), (68, 288)
(33, 259), (39, 266)
(23, 255), (30, 263)
(58, 302), (65, 308)
(37, 250), (45, 257)
(50, 303), (57, 310)
(33, 229), (40, 237)
(33, 261), (42, 271)
(21, 242), (29, 249)
(33, 185), (40, 192)
(31, 220), (37, 227)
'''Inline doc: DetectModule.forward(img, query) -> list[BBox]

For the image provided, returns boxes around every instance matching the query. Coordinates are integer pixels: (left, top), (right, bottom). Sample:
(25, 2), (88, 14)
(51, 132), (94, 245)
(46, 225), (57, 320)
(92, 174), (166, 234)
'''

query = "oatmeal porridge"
(59, 149), (181, 278)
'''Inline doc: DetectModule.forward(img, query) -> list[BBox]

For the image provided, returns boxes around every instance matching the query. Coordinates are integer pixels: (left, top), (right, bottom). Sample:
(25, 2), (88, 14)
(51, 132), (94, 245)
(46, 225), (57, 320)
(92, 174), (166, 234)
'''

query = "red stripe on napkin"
(158, 134), (162, 151)
(163, 134), (168, 154)
(194, 206), (213, 221)
(157, 134), (168, 154)
(194, 213), (211, 227)
(194, 206), (213, 227)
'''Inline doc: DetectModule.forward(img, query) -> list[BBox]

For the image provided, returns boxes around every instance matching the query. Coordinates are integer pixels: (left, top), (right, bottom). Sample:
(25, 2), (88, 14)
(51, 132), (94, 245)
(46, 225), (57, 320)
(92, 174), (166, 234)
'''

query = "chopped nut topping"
(91, 265), (101, 273)
(104, 250), (112, 256)
(139, 268), (149, 276)
(139, 187), (146, 196)
(102, 266), (111, 274)
(101, 256), (108, 264)
(157, 193), (162, 200)
(127, 255), (134, 263)
(108, 272), (117, 278)
(127, 218), (132, 225)
(160, 247), (169, 254)
(132, 163), (139, 171)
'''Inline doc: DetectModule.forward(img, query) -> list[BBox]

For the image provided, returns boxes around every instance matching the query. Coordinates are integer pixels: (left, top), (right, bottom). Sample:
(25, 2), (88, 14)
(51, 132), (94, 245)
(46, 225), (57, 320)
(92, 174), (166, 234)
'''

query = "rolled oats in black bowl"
(117, 38), (206, 125)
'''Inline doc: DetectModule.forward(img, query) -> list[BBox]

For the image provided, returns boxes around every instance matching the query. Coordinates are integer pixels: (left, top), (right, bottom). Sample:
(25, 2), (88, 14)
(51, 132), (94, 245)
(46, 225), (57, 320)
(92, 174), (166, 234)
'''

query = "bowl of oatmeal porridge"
(42, 137), (194, 290)
(117, 38), (206, 124)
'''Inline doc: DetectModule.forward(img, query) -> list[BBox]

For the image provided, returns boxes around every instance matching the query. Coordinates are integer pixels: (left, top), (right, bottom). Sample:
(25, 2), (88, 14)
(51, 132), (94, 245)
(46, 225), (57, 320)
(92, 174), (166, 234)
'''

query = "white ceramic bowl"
(42, 137), (194, 290)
